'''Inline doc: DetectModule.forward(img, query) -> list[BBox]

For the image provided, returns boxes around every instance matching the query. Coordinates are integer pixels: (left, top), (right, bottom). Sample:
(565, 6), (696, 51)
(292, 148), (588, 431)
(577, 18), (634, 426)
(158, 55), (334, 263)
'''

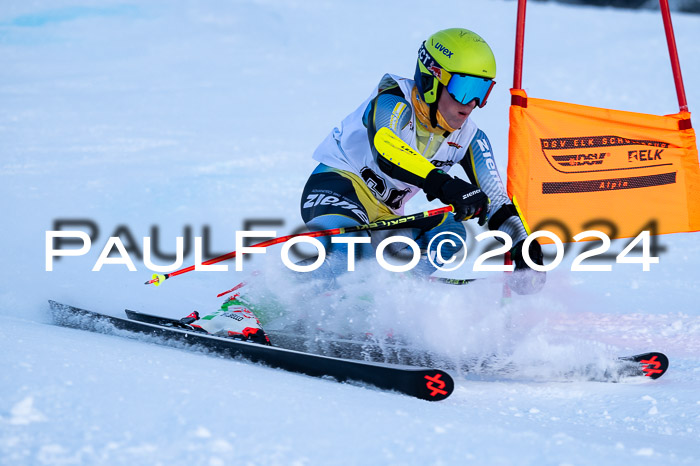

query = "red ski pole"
(145, 206), (454, 286)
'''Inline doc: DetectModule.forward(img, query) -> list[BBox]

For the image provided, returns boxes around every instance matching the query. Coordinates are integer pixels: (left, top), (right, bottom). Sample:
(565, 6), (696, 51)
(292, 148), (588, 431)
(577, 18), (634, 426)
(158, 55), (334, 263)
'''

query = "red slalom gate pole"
(659, 0), (689, 113)
(508, 0), (527, 299)
(144, 206), (454, 286)
(513, 0), (528, 90)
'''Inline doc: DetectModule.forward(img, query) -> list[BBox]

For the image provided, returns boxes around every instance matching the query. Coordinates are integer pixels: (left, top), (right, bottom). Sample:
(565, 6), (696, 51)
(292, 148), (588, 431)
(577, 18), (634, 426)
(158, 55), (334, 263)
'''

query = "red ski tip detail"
(641, 355), (665, 377)
(424, 373), (448, 397)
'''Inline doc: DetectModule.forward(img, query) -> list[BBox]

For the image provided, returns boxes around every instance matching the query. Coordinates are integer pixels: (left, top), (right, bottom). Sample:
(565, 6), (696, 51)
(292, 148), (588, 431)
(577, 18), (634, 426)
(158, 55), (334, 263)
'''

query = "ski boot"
(180, 298), (271, 345)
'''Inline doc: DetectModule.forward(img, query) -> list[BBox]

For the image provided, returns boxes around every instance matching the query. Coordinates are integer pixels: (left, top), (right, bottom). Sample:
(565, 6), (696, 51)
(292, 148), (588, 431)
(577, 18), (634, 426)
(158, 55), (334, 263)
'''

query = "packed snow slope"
(2, 0), (700, 464)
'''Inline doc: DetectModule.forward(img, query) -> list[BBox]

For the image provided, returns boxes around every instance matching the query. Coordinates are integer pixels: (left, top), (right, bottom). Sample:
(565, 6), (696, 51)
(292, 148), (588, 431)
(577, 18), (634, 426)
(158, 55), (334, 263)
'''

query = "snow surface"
(2, 0), (700, 464)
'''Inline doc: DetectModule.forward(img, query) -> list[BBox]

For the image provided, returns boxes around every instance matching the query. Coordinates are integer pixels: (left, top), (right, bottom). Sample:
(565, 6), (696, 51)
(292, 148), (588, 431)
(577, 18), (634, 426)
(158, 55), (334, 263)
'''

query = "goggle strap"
(417, 42), (451, 86)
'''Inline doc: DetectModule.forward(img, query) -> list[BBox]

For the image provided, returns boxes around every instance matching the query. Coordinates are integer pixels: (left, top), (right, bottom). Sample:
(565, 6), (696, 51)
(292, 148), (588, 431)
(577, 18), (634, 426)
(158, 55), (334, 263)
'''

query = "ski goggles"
(444, 73), (495, 107)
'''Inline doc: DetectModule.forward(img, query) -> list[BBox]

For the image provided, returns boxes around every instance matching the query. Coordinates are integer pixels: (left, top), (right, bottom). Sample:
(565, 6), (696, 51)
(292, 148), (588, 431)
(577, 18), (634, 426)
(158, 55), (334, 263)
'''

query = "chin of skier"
(299, 27), (546, 295)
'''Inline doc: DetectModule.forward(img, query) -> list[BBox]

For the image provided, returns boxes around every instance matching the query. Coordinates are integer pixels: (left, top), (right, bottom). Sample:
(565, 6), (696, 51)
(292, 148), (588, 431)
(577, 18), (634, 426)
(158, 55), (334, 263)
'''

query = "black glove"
(508, 239), (546, 295)
(424, 169), (489, 224)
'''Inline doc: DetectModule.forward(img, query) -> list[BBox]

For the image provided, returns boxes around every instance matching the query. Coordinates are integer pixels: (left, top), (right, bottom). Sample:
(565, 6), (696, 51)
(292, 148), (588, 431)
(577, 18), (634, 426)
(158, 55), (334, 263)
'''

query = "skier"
(179, 28), (544, 342)
(300, 28), (545, 294)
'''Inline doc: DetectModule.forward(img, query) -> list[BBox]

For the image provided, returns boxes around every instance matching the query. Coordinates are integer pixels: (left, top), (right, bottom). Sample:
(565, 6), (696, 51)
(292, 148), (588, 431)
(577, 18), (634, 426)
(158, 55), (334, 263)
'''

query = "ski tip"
(621, 352), (669, 380)
(417, 370), (455, 401)
(639, 352), (669, 380)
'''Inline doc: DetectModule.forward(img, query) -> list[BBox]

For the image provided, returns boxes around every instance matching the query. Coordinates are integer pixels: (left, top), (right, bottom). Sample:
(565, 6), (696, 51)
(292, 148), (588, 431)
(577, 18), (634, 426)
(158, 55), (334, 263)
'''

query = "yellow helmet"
(415, 28), (497, 107)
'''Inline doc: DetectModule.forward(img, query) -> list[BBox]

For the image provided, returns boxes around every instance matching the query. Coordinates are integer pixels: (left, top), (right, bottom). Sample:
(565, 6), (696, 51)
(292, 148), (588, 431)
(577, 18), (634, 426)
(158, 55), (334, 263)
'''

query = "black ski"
(124, 309), (669, 381)
(124, 309), (191, 328)
(124, 309), (457, 366)
(49, 301), (454, 401)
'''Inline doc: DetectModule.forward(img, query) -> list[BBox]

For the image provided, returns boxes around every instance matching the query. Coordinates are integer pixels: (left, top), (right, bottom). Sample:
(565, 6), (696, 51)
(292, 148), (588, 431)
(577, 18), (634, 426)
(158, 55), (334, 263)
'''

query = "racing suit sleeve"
(362, 84), (491, 224)
(362, 85), (436, 187)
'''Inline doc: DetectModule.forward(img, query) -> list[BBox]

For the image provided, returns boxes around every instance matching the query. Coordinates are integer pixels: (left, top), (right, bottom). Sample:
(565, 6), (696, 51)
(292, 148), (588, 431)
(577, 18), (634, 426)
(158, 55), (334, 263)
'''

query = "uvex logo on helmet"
(433, 42), (453, 58)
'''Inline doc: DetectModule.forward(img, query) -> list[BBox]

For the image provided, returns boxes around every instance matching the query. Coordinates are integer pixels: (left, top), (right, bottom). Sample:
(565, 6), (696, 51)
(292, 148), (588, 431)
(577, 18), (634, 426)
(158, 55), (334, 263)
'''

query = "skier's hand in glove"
(423, 169), (489, 224)
(508, 239), (547, 295)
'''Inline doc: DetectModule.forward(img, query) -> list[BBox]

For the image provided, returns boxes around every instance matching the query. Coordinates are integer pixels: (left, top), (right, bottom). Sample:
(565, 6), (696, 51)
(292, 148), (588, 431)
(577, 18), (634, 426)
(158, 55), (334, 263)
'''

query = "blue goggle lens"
(446, 74), (495, 107)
